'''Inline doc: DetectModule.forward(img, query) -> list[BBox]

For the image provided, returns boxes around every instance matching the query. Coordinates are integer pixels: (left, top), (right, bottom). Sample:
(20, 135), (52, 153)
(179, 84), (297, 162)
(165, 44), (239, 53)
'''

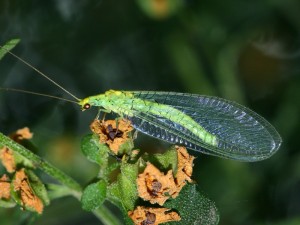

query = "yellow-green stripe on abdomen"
(132, 99), (218, 147)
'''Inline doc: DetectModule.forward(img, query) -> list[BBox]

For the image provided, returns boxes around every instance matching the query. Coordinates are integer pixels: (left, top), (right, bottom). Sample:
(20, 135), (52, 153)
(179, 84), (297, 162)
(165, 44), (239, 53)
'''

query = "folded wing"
(128, 91), (281, 162)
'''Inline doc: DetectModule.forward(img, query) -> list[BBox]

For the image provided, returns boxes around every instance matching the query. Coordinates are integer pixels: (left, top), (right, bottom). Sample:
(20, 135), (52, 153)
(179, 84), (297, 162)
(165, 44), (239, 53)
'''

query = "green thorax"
(79, 90), (136, 115)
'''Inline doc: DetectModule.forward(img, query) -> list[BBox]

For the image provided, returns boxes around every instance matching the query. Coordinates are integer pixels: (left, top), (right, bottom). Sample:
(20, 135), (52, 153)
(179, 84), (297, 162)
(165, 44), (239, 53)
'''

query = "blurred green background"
(0, 0), (300, 224)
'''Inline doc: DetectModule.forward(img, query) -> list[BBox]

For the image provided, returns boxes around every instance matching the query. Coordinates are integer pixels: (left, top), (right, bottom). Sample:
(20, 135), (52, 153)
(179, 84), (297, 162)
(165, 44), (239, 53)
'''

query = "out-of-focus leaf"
(136, 0), (184, 19)
(269, 217), (300, 225)
(0, 39), (20, 60)
(0, 199), (16, 208)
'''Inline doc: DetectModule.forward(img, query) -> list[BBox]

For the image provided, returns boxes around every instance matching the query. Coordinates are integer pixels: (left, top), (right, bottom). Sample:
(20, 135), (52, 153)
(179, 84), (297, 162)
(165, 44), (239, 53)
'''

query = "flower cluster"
(0, 128), (47, 214)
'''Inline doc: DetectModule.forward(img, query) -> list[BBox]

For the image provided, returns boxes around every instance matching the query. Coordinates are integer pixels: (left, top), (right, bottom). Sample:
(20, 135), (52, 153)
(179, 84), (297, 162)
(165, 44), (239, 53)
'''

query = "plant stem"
(0, 132), (81, 194)
(47, 184), (122, 225)
(93, 206), (123, 225)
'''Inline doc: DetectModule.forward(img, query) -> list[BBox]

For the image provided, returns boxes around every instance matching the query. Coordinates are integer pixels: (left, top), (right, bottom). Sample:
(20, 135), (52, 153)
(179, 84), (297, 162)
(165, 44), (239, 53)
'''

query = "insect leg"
(133, 130), (139, 140)
(95, 108), (111, 120)
(114, 117), (121, 134)
(101, 113), (107, 123)
(113, 111), (127, 136)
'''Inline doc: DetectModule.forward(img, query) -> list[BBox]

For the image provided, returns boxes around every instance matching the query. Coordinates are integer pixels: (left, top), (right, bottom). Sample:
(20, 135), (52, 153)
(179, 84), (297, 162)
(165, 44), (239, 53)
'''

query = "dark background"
(0, 0), (300, 224)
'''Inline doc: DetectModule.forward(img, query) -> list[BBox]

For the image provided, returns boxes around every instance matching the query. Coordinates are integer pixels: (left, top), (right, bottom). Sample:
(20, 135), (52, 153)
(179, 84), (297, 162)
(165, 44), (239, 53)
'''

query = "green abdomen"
(130, 98), (218, 147)
(90, 91), (217, 147)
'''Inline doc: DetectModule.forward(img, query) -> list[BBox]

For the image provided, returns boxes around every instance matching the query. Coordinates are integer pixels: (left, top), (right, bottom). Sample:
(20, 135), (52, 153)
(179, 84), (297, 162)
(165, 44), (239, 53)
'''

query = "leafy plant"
(0, 41), (219, 224)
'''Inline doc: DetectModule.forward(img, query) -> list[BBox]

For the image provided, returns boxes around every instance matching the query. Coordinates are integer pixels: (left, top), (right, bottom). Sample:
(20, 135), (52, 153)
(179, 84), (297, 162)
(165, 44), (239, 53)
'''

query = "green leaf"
(117, 139), (134, 156)
(107, 163), (139, 211)
(272, 217), (300, 225)
(106, 161), (121, 176)
(0, 199), (16, 208)
(13, 150), (35, 169)
(81, 180), (107, 211)
(81, 134), (109, 166)
(164, 184), (219, 225)
(10, 169), (49, 213)
(10, 177), (21, 206)
(0, 39), (20, 60)
(147, 146), (178, 173)
(26, 170), (50, 206)
(124, 211), (135, 225)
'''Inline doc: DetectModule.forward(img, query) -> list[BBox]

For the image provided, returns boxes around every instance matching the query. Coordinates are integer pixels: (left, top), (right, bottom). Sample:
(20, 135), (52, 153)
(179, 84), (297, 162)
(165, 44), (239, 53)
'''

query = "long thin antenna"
(0, 87), (78, 104)
(0, 45), (81, 102)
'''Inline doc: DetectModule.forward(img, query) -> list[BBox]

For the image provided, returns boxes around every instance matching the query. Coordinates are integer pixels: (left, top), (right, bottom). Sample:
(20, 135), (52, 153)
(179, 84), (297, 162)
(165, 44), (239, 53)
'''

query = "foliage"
(0, 0), (299, 224)
(0, 38), (219, 225)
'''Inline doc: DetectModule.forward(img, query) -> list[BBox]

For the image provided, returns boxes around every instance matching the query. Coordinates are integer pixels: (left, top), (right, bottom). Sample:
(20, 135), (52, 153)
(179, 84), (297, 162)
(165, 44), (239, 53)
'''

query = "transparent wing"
(128, 91), (282, 161)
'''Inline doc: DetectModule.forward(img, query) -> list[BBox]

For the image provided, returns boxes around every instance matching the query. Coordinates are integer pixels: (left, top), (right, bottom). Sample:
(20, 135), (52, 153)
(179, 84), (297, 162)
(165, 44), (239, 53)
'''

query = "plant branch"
(93, 206), (123, 225)
(0, 132), (81, 194)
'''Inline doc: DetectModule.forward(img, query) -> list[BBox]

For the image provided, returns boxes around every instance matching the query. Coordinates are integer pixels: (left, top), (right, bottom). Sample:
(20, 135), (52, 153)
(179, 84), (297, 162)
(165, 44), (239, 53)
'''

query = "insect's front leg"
(95, 108), (111, 120)
(114, 115), (123, 131)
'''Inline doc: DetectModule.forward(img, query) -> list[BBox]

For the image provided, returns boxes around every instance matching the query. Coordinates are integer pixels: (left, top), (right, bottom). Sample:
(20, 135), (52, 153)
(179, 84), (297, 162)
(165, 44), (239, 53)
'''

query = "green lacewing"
(0, 40), (282, 162)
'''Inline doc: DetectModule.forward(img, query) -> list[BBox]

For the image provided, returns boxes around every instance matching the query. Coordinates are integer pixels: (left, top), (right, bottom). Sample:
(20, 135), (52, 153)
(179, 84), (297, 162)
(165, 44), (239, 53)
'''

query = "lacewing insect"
(0, 40), (282, 162)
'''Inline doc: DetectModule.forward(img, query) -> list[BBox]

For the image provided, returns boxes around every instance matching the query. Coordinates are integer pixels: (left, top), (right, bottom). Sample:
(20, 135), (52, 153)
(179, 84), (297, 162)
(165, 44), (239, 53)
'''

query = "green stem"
(47, 184), (122, 225)
(93, 206), (123, 225)
(0, 132), (81, 194)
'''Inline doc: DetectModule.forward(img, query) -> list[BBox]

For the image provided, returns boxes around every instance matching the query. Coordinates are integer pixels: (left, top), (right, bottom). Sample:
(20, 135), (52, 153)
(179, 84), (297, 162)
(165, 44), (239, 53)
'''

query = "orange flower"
(137, 162), (177, 205)
(137, 146), (194, 205)
(0, 147), (16, 173)
(128, 206), (180, 225)
(0, 174), (11, 199)
(0, 127), (33, 173)
(90, 119), (133, 154)
(174, 146), (194, 189)
(13, 169), (44, 214)
(10, 127), (33, 141)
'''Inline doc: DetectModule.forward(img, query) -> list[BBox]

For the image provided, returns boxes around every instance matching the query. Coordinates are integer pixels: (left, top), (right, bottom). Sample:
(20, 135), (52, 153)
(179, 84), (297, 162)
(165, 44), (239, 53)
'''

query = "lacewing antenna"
(0, 44), (81, 102)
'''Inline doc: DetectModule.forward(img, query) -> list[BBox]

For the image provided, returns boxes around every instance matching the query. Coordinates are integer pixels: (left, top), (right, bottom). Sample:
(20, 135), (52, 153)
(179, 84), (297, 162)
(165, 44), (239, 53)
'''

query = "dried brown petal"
(10, 127), (33, 142)
(128, 206), (181, 225)
(90, 119), (133, 154)
(174, 146), (194, 190)
(0, 147), (16, 173)
(0, 127), (33, 173)
(137, 163), (177, 205)
(137, 147), (194, 205)
(0, 174), (11, 199)
(13, 169), (43, 214)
